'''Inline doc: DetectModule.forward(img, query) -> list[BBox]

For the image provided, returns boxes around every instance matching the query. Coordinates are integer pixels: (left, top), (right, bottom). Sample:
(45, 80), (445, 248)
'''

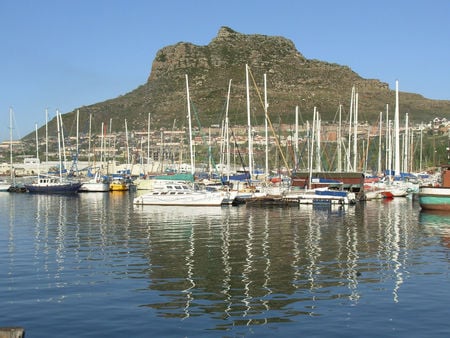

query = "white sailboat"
(79, 121), (110, 192)
(0, 179), (10, 191)
(1, 108), (13, 191)
(134, 74), (224, 206)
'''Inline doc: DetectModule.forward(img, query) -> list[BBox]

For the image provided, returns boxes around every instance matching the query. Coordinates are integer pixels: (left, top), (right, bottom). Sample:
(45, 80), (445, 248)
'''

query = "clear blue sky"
(1, 0), (449, 142)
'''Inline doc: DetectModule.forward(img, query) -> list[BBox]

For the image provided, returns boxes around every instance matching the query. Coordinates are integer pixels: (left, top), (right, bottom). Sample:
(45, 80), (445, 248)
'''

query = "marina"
(1, 191), (449, 337)
(1, 12), (449, 337)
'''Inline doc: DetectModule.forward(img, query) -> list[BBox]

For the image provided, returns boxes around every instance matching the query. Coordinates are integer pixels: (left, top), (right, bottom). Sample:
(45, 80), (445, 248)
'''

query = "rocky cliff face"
(59, 27), (450, 135)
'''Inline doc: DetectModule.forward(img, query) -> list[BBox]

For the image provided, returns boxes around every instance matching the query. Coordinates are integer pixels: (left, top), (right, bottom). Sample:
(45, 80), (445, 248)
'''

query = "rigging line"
(190, 100), (224, 179)
(190, 100), (214, 163)
(324, 128), (338, 170)
(286, 127), (298, 171)
(229, 126), (252, 186)
(321, 135), (333, 171)
(246, 65), (292, 176)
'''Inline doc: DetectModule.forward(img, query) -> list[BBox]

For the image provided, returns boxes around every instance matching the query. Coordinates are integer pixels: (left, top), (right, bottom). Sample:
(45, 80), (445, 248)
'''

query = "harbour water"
(1, 192), (449, 337)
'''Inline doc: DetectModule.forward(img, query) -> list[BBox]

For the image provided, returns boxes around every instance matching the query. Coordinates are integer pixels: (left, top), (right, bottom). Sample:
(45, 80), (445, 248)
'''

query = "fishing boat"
(25, 174), (82, 193)
(133, 181), (224, 206)
(109, 177), (129, 191)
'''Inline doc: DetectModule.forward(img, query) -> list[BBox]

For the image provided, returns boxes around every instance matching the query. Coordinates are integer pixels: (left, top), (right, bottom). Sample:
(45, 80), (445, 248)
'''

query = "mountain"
(40, 26), (450, 136)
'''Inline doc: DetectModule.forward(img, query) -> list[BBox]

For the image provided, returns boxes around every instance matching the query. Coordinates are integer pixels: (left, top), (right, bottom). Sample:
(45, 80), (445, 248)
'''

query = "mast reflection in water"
(1, 194), (449, 337)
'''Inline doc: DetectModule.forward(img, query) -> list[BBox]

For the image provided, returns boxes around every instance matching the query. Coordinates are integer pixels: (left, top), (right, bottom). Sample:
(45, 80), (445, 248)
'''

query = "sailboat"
(4, 108), (27, 192)
(25, 110), (82, 193)
(133, 74), (224, 206)
(79, 121), (110, 192)
(1, 108), (15, 192)
(79, 170), (110, 192)
(0, 179), (10, 191)
(1, 109), (12, 191)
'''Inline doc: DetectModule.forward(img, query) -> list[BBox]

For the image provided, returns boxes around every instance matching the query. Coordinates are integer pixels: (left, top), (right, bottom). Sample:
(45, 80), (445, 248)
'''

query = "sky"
(1, 0), (449, 142)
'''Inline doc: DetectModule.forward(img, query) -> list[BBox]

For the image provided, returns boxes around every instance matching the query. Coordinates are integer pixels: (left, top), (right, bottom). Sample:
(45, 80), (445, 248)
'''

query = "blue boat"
(25, 174), (82, 194)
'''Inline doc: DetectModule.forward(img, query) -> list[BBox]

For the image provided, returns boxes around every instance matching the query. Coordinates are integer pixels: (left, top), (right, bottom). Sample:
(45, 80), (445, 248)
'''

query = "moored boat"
(0, 179), (10, 191)
(418, 186), (450, 211)
(24, 174), (82, 194)
(284, 188), (356, 205)
(418, 162), (450, 211)
(245, 194), (299, 207)
(133, 181), (224, 206)
(79, 174), (110, 192)
(109, 177), (129, 191)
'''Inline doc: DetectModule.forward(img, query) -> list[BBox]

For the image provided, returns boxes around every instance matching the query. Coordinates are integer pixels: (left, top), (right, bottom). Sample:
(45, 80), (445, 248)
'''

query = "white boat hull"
(134, 191), (224, 206)
(79, 182), (110, 192)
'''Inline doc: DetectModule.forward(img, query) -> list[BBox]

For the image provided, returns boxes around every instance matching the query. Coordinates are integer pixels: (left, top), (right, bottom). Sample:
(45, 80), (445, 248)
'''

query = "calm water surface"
(0, 192), (449, 337)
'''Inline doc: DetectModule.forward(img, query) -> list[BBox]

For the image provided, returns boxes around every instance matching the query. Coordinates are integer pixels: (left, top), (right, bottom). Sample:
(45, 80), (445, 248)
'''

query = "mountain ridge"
(35, 26), (450, 137)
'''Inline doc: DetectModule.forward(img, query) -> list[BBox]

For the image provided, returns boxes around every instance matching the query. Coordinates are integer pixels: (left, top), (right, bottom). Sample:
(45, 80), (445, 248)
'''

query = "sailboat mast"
(385, 104), (389, 174)
(185, 74), (195, 175)
(125, 119), (130, 172)
(419, 123), (423, 172)
(377, 111), (383, 175)
(225, 79), (232, 180)
(108, 118), (113, 174)
(353, 92), (358, 171)
(295, 106), (299, 172)
(100, 122), (104, 167)
(403, 113), (409, 173)
(59, 111), (67, 170)
(308, 107), (317, 188)
(306, 120), (310, 171)
(9, 108), (13, 182)
(347, 86), (355, 171)
(88, 114), (92, 166)
(394, 80), (400, 176)
(264, 74), (269, 178)
(35, 124), (39, 178)
(246, 64), (253, 181)
(315, 110), (321, 171)
(76, 109), (79, 159)
(409, 126), (414, 172)
(45, 108), (48, 163)
(147, 113), (151, 167)
(56, 110), (63, 181)
(337, 104), (342, 172)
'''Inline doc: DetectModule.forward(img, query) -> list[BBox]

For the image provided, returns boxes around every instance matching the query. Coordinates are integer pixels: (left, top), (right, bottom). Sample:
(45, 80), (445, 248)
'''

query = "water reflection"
(2, 193), (442, 333)
(132, 201), (425, 326)
(419, 210), (450, 249)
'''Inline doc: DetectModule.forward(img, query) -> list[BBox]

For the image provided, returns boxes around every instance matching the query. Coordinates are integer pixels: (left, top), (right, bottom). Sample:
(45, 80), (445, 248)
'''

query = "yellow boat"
(109, 178), (128, 191)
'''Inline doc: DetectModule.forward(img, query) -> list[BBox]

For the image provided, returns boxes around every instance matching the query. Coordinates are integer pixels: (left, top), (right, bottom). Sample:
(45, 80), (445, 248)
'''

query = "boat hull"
(284, 189), (356, 205)
(109, 182), (128, 191)
(79, 182), (110, 192)
(245, 195), (299, 207)
(418, 186), (450, 211)
(25, 182), (82, 194)
(134, 192), (224, 206)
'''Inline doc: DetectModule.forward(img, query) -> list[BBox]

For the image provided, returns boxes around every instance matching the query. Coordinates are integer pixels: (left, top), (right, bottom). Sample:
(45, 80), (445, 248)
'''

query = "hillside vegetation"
(34, 26), (450, 138)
